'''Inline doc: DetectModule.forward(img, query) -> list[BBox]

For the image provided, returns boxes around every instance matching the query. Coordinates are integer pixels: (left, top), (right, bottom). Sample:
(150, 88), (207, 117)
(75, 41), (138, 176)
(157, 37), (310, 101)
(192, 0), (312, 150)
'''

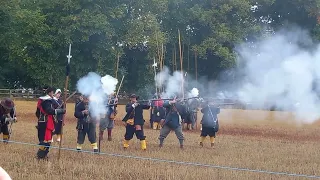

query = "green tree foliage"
(0, 0), (319, 93)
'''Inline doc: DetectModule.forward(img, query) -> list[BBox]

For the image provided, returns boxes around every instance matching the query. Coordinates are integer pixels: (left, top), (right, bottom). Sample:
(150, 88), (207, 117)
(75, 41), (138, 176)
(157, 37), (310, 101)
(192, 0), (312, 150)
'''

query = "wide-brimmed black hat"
(130, 94), (139, 99)
(1, 98), (14, 110)
(45, 87), (55, 94)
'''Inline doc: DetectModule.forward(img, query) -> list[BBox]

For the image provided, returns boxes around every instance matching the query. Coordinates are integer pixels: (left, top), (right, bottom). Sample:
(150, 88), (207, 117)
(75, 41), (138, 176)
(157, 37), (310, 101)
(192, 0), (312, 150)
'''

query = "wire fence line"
(1, 139), (320, 179)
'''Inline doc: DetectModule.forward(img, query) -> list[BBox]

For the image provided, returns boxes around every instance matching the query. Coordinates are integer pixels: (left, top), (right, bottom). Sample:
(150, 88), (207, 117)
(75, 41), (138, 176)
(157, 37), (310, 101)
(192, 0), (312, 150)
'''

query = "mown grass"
(1, 100), (320, 180)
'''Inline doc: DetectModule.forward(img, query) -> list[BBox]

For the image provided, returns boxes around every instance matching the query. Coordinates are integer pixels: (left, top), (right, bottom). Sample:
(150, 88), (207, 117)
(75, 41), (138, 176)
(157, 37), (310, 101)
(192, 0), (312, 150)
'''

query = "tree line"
(0, 0), (319, 94)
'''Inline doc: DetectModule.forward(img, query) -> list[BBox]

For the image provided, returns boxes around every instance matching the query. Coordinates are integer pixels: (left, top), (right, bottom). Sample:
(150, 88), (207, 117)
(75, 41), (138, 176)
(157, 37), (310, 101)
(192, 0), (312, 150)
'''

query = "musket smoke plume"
(76, 72), (118, 120)
(188, 88), (199, 98)
(155, 66), (184, 98)
(234, 27), (320, 123)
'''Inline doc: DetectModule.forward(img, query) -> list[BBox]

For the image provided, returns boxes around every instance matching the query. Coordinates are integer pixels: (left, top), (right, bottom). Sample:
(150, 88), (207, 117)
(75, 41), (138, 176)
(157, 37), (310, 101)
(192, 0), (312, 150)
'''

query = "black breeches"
(77, 123), (96, 144)
(54, 120), (63, 134)
(0, 124), (9, 135)
(37, 122), (46, 142)
(124, 125), (146, 140)
(200, 127), (216, 137)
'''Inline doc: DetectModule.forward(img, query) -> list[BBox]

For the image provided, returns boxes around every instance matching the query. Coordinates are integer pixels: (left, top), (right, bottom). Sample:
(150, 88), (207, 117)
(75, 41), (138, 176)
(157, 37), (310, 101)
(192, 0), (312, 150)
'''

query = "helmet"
(0, 98), (14, 110)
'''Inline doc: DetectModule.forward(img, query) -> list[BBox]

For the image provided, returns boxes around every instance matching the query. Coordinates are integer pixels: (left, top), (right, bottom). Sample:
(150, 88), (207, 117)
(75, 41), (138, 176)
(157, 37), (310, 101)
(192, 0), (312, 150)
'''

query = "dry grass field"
(1, 100), (320, 180)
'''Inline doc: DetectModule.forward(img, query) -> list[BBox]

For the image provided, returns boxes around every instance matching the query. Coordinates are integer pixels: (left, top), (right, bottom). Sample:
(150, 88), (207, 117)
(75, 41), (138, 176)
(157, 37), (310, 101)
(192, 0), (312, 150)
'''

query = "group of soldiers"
(0, 86), (220, 160)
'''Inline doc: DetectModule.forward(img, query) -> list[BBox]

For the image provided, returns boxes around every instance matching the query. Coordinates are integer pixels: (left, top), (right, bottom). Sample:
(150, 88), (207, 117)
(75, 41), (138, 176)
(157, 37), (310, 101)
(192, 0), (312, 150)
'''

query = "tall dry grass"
(0, 100), (319, 180)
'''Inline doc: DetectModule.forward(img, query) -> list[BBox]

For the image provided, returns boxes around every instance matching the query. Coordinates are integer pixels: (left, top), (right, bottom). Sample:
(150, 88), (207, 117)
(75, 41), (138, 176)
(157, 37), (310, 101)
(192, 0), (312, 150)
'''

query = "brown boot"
(180, 144), (184, 149)
(211, 143), (214, 148)
(99, 131), (104, 141)
(107, 136), (112, 141)
(200, 142), (203, 147)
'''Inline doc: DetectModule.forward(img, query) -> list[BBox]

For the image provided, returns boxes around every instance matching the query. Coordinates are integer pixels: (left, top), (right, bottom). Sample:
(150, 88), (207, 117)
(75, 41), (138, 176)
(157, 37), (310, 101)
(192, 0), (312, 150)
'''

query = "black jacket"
(122, 102), (150, 125)
(74, 101), (90, 123)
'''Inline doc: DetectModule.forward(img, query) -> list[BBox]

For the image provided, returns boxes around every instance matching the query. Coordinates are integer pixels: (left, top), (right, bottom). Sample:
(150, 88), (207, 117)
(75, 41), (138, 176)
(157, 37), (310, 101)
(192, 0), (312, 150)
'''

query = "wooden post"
(195, 51), (198, 87)
(178, 29), (184, 98)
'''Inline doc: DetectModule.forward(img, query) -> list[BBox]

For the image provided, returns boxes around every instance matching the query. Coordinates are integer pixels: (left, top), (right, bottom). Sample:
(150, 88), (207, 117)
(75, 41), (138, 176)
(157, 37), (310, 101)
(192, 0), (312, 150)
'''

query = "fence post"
(9, 89), (12, 98)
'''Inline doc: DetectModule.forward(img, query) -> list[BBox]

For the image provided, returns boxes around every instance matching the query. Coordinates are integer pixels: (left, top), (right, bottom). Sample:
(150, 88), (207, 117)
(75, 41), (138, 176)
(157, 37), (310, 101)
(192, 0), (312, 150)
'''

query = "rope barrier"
(1, 139), (320, 179)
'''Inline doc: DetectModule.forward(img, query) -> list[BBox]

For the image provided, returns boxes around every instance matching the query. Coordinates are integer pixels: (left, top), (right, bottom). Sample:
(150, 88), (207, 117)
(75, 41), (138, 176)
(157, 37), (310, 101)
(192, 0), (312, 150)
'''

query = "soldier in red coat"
(36, 87), (65, 159)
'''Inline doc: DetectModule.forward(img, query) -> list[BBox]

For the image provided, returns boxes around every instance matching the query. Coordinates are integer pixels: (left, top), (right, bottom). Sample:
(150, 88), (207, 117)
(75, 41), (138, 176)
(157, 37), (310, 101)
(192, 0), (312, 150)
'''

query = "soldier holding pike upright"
(74, 95), (98, 153)
(0, 98), (17, 143)
(99, 92), (118, 141)
(122, 94), (150, 150)
(36, 87), (66, 159)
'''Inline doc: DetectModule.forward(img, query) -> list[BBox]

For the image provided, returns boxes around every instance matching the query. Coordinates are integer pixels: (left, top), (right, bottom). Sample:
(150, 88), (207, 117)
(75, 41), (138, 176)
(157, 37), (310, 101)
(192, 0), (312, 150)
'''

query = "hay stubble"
(1, 101), (320, 180)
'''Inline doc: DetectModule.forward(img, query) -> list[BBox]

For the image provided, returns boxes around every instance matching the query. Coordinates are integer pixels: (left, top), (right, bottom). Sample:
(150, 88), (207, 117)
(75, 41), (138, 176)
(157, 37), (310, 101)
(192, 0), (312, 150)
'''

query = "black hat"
(45, 87), (55, 94)
(130, 94), (139, 99)
(1, 98), (14, 110)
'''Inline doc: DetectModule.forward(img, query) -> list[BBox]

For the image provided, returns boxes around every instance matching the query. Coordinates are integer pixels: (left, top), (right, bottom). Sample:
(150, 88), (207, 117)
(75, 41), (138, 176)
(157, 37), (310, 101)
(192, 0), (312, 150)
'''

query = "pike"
(57, 90), (78, 109)
(58, 44), (72, 160)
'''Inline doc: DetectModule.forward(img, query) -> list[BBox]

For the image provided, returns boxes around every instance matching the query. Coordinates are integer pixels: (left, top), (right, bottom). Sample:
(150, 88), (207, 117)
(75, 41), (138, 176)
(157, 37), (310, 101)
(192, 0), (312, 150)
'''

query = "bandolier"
(122, 94), (150, 150)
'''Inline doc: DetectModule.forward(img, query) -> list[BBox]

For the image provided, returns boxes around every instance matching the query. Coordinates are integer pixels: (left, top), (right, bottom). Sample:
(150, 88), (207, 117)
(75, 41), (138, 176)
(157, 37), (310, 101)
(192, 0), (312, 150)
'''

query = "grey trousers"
(159, 125), (184, 145)
(99, 116), (114, 131)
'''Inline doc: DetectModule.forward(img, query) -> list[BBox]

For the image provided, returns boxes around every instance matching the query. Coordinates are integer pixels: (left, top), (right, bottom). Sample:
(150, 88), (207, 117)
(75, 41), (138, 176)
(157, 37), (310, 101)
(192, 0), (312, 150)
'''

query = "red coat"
(37, 96), (55, 141)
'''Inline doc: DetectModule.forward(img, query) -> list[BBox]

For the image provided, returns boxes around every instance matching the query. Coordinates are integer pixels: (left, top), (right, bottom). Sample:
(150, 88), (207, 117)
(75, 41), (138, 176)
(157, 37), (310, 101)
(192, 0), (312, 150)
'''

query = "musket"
(58, 44), (72, 160)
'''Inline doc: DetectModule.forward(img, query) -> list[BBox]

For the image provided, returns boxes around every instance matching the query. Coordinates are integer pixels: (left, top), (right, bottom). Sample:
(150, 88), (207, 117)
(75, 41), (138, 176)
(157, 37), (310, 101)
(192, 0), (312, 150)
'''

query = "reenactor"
(122, 94), (150, 150)
(36, 87), (66, 159)
(52, 89), (63, 142)
(74, 95), (98, 153)
(99, 92), (118, 141)
(199, 101), (220, 147)
(0, 98), (16, 143)
(158, 97), (186, 149)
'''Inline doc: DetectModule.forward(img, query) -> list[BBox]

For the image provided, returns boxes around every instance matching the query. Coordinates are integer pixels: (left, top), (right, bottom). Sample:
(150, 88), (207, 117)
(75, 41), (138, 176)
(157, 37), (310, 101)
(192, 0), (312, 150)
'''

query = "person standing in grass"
(99, 92), (118, 141)
(122, 94), (150, 150)
(0, 98), (16, 143)
(52, 89), (63, 142)
(74, 95), (99, 153)
(36, 87), (66, 159)
(159, 97), (185, 149)
(199, 101), (220, 147)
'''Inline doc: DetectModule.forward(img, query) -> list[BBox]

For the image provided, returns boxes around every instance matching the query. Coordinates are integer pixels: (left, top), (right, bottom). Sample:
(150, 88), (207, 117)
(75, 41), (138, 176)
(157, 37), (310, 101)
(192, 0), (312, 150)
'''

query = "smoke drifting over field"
(234, 28), (320, 123)
(155, 27), (320, 123)
(76, 72), (118, 120)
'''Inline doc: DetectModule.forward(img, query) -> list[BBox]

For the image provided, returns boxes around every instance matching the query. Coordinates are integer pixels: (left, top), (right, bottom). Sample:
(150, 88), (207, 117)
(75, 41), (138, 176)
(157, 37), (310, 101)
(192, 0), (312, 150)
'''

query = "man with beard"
(122, 94), (150, 150)
(74, 95), (98, 153)
(36, 87), (66, 159)
(0, 98), (16, 143)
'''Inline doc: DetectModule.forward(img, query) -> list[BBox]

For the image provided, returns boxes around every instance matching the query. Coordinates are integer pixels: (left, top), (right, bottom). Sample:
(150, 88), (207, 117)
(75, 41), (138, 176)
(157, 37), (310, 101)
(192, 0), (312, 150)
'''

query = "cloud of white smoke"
(188, 88), (199, 98)
(155, 66), (184, 98)
(234, 27), (320, 123)
(76, 72), (118, 120)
